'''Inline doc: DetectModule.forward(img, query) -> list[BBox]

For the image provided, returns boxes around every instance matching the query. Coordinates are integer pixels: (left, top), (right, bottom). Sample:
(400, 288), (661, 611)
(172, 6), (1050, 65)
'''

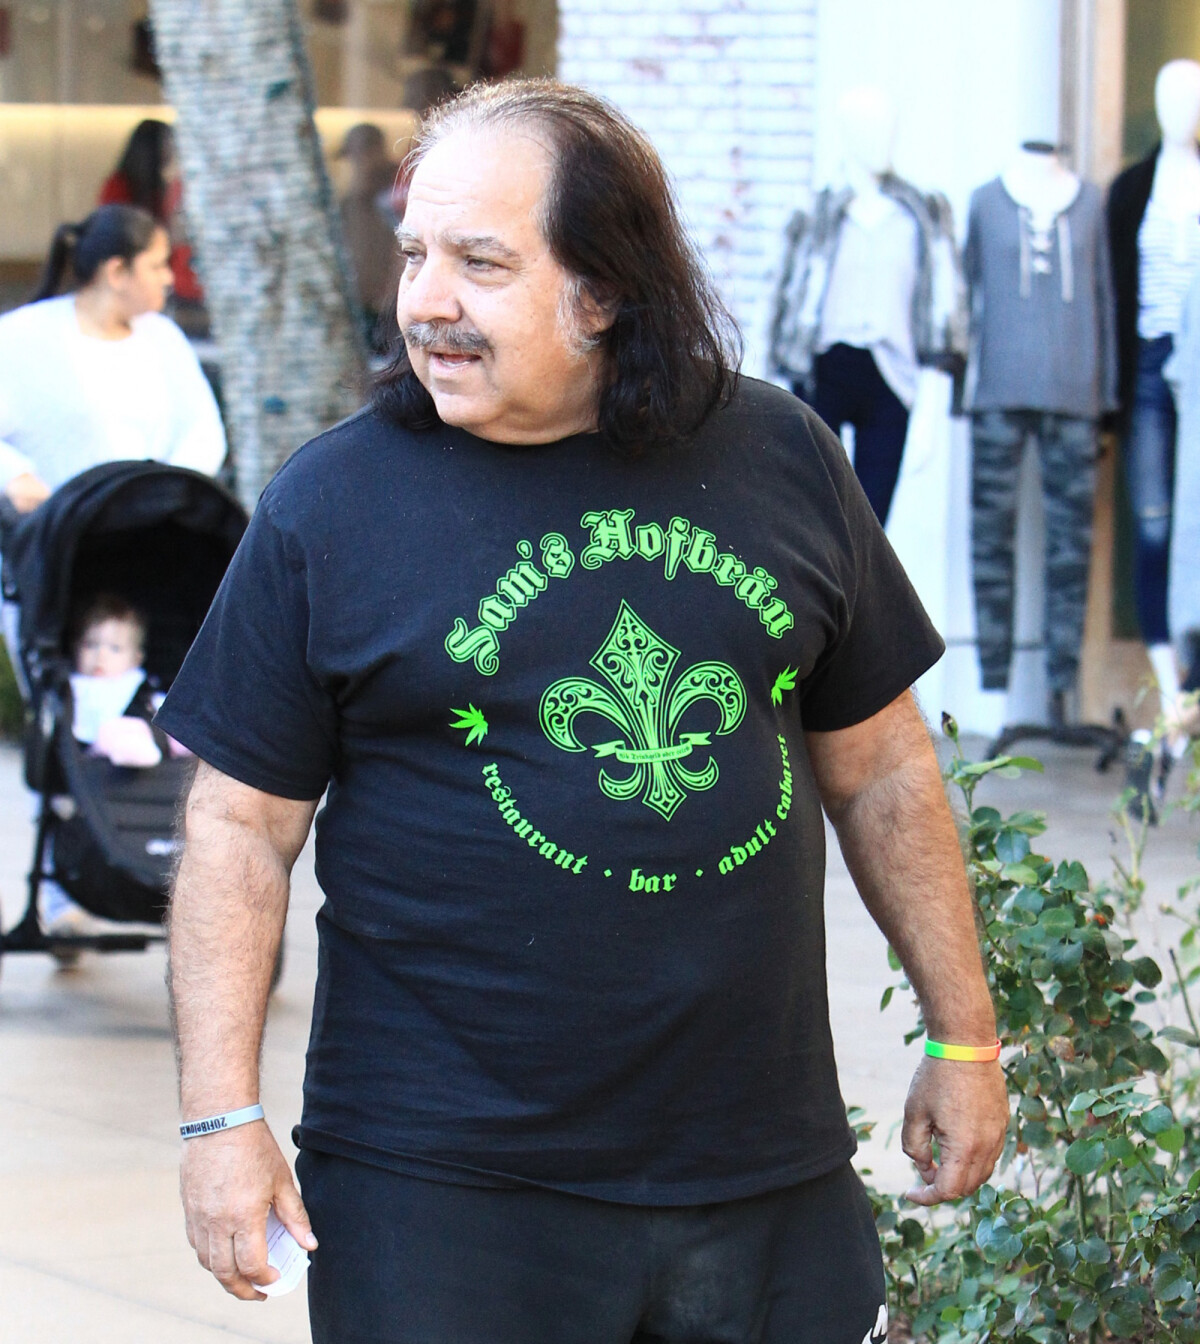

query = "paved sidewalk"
(2, 738), (1197, 1341)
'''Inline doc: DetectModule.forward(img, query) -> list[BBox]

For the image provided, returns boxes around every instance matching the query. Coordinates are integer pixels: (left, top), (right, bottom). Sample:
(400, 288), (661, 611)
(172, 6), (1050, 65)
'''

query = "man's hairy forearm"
(168, 765), (314, 1117)
(828, 746), (997, 1044)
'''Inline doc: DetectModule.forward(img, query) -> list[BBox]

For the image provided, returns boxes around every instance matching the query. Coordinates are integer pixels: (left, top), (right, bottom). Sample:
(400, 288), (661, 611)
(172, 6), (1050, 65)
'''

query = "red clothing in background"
(98, 172), (204, 303)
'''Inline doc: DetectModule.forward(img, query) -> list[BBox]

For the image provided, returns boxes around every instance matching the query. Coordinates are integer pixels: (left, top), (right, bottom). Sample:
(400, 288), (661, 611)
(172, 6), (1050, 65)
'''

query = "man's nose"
(399, 254), (462, 325)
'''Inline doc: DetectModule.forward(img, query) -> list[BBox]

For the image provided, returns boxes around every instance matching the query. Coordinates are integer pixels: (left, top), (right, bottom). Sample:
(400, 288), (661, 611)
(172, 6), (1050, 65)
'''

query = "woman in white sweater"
(0, 203), (225, 513)
(0, 205), (225, 943)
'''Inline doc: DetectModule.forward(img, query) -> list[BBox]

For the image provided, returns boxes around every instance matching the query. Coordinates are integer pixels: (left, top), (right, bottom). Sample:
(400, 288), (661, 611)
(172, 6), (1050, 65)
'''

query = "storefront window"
(0, 0), (554, 286)
(1123, 0), (1200, 161)
(0, 1), (553, 108)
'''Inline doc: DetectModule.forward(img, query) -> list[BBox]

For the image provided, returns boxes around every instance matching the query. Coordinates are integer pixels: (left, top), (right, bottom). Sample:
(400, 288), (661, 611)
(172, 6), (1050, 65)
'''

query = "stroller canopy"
(2, 461), (247, 686)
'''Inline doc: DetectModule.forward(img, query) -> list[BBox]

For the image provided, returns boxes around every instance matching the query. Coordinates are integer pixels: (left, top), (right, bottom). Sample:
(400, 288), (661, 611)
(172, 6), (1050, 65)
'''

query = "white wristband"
(180, 1103), (264, 1140)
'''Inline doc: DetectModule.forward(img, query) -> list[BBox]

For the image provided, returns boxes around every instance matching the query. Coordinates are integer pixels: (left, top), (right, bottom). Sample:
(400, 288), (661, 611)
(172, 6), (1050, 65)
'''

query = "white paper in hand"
(254, 1208), (311, 1297)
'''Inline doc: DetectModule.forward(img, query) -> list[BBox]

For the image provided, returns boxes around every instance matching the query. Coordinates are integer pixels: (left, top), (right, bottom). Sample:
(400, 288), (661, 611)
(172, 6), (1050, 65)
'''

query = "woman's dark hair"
(374, 79), (742, 451)
(114, 118), (174, 218)
(32, 204), (161, 302)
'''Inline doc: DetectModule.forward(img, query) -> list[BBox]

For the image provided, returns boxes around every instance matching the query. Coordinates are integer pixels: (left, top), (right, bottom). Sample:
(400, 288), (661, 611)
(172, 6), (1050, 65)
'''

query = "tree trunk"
(148, 0), (368, 509)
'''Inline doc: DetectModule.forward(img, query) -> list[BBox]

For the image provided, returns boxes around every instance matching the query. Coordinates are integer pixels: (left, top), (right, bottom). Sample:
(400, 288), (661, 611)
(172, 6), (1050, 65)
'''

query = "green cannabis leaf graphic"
(449, 704), (489, 746)
(770, 666), (799, 707)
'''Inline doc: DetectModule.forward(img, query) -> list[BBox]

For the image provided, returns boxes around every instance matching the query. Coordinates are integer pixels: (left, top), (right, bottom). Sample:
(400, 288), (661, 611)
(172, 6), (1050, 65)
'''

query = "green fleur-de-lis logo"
(539, 600), (745, 820)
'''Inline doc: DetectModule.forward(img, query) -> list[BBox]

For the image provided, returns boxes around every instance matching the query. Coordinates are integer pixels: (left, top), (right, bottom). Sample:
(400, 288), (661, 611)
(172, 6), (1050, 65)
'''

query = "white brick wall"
(557, 2), (817, 373)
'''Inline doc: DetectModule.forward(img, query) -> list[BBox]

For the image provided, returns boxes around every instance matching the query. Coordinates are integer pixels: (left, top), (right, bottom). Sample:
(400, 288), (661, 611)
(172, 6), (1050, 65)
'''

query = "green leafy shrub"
(0, 639), (22, 740)
(863, 715), (1200, 1343)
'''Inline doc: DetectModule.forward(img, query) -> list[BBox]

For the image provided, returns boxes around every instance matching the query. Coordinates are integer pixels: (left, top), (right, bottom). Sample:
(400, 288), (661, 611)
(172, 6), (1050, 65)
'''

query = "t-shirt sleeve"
(797, 415), (945, 732)
(154, 496), (337, 799)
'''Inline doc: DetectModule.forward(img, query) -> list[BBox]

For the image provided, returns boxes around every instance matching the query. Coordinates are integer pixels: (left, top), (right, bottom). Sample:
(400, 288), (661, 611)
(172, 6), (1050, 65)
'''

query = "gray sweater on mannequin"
(963, 177), (1117, 420)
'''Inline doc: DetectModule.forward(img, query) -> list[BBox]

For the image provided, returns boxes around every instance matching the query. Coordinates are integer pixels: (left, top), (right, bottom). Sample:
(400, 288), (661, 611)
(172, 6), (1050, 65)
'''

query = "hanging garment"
(768, 174), (967, 397)
(1125, 335), (1177, 645)
(804, 343), (909, 526)
(970, 411), (1097, 693)
(963, 178), (1117, 419)
(1108, 147), (1161, 430)
(1164, 272), (1200, 653)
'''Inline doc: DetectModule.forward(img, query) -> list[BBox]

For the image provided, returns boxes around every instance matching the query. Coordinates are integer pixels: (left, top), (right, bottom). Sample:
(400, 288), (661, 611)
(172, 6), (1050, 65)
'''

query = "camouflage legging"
(970, 410), (1097, 693)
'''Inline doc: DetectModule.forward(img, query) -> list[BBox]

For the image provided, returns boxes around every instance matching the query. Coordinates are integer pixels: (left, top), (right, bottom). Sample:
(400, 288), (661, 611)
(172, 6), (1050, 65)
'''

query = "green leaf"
(1005, 755), (1045, 772)
(1065, 1136), (1106, 1174)
(1105, 1134), (1136, 1163)
(1002, 864), (1040, 885)
(886, 945), (902, 972)
(1130, 956), (1163, 987)
(1038, 907), (1077, 938)
(1052, 861), (1089, 892)
(879, 986), (894, 1012)
(1155, 1265), (1188, 1302)
(1159, 1026), (1200, 1048)
(1069, 1300), (1100, 1331)
(1156, 1123), (1186, 1155)
(1078, 1237), (1111, 1264)
(1104, 1301), (1143, 1335)
(769, 665), (798, 707)
(448, 703), (489, 746)
(996, 829), (1031, 864)
(1048, 940), (1084, 971)
(1066, 1091), (1099, 1118)
(1140, 1104), (1176, 1135)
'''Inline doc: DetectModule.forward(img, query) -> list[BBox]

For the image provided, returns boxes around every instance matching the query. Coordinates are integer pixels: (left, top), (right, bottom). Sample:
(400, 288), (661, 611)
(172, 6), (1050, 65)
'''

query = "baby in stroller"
(70, 593), (165, 768)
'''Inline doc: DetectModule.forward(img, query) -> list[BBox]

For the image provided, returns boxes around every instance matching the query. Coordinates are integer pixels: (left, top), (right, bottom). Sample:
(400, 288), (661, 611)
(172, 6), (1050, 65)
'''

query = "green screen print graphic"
(539, 600), (746, 820)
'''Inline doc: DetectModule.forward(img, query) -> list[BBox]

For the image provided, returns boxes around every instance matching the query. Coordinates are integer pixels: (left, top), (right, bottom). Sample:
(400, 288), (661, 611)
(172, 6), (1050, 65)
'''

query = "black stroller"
(0, 462), (247, 968)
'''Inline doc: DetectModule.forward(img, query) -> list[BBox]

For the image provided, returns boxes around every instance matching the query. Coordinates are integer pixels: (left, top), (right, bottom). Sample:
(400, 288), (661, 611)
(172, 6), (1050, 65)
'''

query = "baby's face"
(76, 617), (143, 678)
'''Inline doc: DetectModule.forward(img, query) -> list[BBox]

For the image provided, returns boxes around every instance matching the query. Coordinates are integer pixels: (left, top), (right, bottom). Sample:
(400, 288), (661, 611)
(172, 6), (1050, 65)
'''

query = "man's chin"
(427, 389), (491, 433)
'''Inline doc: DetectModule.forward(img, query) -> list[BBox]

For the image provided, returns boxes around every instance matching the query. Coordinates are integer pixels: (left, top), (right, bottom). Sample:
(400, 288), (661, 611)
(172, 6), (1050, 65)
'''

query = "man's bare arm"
(168, 761), (319, 1299)
(806, 690), (1009, 1205)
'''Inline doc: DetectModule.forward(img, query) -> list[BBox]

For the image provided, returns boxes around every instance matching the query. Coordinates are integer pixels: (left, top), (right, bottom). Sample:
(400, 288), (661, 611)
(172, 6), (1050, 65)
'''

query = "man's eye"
(466, 256), (499, 271)
(400, 250), (423, 266)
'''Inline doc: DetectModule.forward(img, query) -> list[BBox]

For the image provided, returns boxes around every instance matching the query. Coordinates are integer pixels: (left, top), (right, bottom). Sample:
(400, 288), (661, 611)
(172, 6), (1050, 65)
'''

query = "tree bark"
(148, 0), (368, 509)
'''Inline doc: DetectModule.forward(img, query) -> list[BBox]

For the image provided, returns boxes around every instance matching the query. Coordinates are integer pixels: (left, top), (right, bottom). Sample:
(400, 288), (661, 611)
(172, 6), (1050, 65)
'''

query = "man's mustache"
(403, 321), (491, 355)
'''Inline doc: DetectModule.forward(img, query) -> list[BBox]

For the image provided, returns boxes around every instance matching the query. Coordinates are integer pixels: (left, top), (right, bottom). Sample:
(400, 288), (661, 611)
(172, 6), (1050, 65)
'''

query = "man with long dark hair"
(158, 80), (1007, 1343)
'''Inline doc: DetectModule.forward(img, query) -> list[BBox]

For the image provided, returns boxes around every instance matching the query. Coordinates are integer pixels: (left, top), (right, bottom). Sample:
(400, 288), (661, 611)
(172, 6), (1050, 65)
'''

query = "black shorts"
(296, 1149), (887, 1344)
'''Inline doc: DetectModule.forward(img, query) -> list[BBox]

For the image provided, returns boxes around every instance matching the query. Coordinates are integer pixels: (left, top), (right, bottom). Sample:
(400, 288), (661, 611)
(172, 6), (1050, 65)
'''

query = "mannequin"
(1001, 141), (1081, 229)
(768, 85), (966, 526)
(1108, 60), (1200, 738)
(964, 141), (1116, 719)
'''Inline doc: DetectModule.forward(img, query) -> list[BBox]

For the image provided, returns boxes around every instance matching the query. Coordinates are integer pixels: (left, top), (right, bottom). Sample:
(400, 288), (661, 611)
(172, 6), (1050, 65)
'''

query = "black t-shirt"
(157, 377), (944, 1205)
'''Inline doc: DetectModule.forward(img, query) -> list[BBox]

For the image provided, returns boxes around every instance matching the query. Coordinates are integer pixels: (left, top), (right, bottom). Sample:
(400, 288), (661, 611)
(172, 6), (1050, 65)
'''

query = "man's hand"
(901, 1056), (1009, 1205)
(169, 764), (319, 1299)
(181, 1120), (317, 1300)
(5, 471), (51, 512)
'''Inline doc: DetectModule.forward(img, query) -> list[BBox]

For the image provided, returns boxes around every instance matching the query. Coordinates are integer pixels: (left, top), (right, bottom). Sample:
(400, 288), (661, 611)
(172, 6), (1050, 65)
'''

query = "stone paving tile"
(2, 737), (1197, 1340)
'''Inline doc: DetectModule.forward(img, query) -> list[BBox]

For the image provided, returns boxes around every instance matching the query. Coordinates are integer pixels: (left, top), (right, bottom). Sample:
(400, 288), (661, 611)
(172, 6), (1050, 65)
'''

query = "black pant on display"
(296, 1148), (888, 1344)
(802, 341), (911, 526)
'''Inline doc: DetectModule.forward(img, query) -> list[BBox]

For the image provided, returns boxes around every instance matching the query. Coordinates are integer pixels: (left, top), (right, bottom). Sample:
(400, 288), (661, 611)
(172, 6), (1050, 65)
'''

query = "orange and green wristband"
(925, 1038), (1002, 1062)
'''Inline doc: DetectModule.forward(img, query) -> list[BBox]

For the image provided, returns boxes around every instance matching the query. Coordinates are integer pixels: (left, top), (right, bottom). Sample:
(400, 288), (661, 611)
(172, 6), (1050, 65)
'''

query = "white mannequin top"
(1139, 60), (1200, 338)
(1000, 144), (1080, 232)
(818, 199), (919, 407)
(816, 84), (919, 405)
(1151, 58), (1200, 219)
